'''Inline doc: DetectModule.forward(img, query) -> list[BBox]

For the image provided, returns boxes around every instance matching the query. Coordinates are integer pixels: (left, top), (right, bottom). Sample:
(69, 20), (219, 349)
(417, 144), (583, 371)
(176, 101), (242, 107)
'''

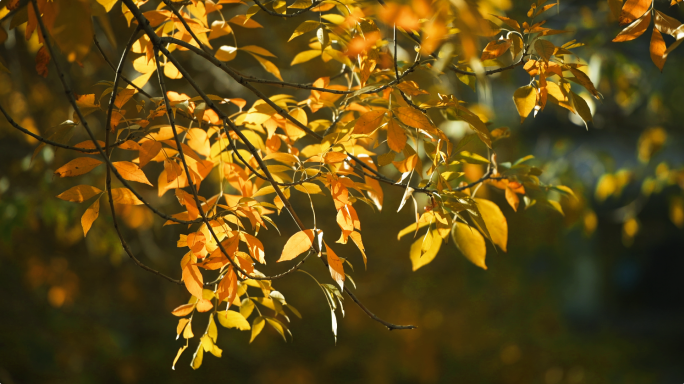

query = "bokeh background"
(1, 0), (684, 383)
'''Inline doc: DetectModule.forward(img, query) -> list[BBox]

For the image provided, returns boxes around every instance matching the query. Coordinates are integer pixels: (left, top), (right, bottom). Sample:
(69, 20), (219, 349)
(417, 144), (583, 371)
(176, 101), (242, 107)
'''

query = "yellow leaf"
(56, 185), (102, 203)
(248, 52), (282, 80)
(110, 188), (144, 205)
(217, 310), (251, 330)
(290, 50), (321, 65)
(294, 182), (324, 195)
(191, 343), (204, 369)
(451, 222), (487, 270)
(409, 229), (442, 271)
(164, 61), (183, 79)
(250, 316), (265, 343)
(278, 229), (315, 262)
(240, 45), (276, 57)
(138, 140), (162, 168)
(129, 71), (155, 90)
(324, 242), (345, 290)
(474, 198), (508, 252)
(171, 345), (187, 370)
(513, 85), (536, 122)
(81, 198), (100, 236)
(112, 161), (153, 186)
(54, 157), (103, 177)
(288, 20), (318, 41)
(216, 45), (238, 62)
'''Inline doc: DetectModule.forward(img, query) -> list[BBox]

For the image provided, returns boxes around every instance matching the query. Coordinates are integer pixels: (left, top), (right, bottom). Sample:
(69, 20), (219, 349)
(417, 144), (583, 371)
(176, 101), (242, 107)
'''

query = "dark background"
(1, 0), (684, 383)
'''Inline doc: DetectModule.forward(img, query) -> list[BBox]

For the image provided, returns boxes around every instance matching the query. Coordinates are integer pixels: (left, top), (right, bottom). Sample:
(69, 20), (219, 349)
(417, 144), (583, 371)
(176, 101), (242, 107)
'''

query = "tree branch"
(252, 0), (322, 18)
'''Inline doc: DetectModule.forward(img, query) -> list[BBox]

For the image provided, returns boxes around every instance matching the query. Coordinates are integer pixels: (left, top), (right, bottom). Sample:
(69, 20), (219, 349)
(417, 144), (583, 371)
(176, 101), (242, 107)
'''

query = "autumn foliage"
(1, 0), (683, 371)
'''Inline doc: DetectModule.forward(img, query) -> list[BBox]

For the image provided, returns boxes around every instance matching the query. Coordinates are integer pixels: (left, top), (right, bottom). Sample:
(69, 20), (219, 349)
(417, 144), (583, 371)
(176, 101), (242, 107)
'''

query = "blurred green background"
(1, 0), (684, 383)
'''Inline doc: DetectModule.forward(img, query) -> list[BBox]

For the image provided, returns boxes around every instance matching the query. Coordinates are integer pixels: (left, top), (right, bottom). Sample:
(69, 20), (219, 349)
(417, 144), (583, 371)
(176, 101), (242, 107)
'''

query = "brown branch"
(0, 102), (132, 152)
(405, 31), (527, 77)
(0, 0), (29, 24)
(252, 0), (322, 18)
(93, 34), (153, 99)
(30, 1), (202, 227)
(345, 288), (417, 330)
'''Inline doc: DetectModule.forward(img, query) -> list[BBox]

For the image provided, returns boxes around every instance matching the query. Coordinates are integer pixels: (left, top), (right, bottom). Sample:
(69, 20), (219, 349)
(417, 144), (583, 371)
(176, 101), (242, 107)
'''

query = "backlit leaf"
(110, 188), (144, 205)
(54, 157), (102, 177)
(81, 198), (100, 236)
(451, 221), (487, 270)
(473, 198), (508, 252)
(57, 185), (102, 203)
(217, 310), (251, 330)
(112, 161), (153, 185)
(250, 316), (265, 343)
(324, 242), (345, 290)
(278, 229), (314, 262)
(513, 85), (536, 122)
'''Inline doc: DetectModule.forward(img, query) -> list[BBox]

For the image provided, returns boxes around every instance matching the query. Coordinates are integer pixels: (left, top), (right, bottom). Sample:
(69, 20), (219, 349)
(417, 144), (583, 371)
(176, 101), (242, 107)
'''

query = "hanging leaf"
(110, 188), (144, 205)
(54, 157), (103, 177)
(409, 229), (443, 271)
(249, 316), (265, 343)
(513, 85), (536, 122)
(217, 310), (251, 330)
(81, 198), (100, 236)
(56, 185), (102, 203)
(650, 27), (667, 71)
(354, 110), (385, 134)
(613, 12), (651, 42)
(451, 221), (487, 270)
(278, 229), (315, 262)
(324, 242), (345, 290)
(473, 198), (508, 252)
(112, 161), (153, 185)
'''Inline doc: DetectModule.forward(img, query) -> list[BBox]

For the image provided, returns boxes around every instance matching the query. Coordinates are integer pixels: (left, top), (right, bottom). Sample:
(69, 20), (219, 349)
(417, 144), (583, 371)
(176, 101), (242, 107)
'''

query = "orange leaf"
(216, 267), (237, 305)
(110, 188), (144, 205)
(182, 264), (204, 298)
(54, 157), (102, 177)
(324, 151), (348, 164)
(81, 198), (100, 236)
(171, 303), (196, 317)
(396, 81), (429, 96)
(619, 0), (651, 26)
(650, 27), (667, 71)
(114, 88), (136, 109)
(324, 242), (345, 290)
(112, 161), (153, 186)
(480, 39), (511, 61)
(613, 12), (651, 42)
(35, 45), (50, 78)
(240, 233), (266, 264)
(386, 118), (407, 152)
(394, 107), (436, 133)
(57, 185), (102, 203)
(196, 298), (214, 312)
(278, 229), (315, 262)
(393, 153), (418, 173)
(354, 110), (385, 134)
(505, 187), (520, 212)
(139, 140), (162, 168)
